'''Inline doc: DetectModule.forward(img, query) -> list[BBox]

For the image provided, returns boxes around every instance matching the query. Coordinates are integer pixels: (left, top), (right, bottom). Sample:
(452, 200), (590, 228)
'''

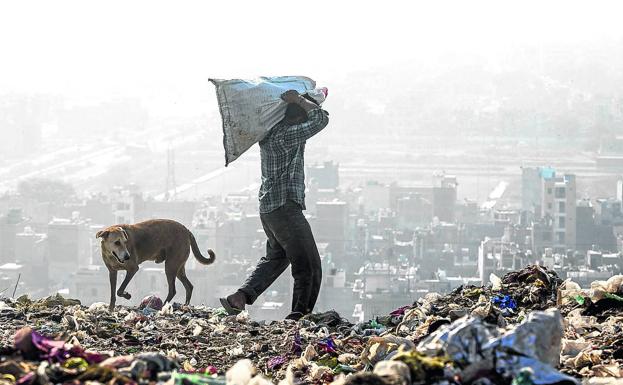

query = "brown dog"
(96, 219), (215, 310)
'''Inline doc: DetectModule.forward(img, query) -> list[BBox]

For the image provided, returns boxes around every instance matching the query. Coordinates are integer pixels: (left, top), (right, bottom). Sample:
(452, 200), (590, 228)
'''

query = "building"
(521, 167), (544, 214)
(576, 199), (596, 253)
(0, 209), (28, 264)
(541, 172), (577, 252)
(478, 237), (520, 284)
(66, 197), (114, 227)
(594, 198), (623, 226)
(313, 201), (349, 262)
(395, 194), (432, 229)
(15, 227), (49, 293)
(531, 219), (553, 254)
(361, 181), (391, 213)
(307, 161), (339, 189)
(389, 183), (434, 211)
(70, 265), (110, 305)
(456, 199), (480, 224)
(215, 213), (262, 259)
(432, 174), (457, 223)
(47, 217), (91, 284)
(110, 186), (141, 224)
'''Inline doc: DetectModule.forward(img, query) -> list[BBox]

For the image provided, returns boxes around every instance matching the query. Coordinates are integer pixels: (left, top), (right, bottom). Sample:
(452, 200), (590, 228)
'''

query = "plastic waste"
(301, 345), (318, 364)
(390, 350), (446, 384)
(340, 372), (389, 385)
(267, 356), (287, 371)
(2, 265), (618, 384)
(248, 375), (274, 385)
(13, 327), (108, 364)
(236, 310), (250, 324)
(139, 295), (163, 311)
(389, 306), (411, 317)
(492, 295), (517, 310)
(373, 360), (411, 385)
(490, 273), (502, 291)
(309, 363), (333, 382)
(226, 359), (255, 385)
(417, 309), (578, 385)
(337, 353), (357, 365)
(560, 338), (591, 358)
(511, 368), (535, 385)
(361, 336), (415, 367)
(87, 302), (109, 313)
(171, 372), (227, 385)
(317, 337), (337, 354)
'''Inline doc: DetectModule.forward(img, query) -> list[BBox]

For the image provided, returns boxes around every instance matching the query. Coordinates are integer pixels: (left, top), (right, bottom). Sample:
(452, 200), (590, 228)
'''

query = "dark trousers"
(239, 200), (322, 315)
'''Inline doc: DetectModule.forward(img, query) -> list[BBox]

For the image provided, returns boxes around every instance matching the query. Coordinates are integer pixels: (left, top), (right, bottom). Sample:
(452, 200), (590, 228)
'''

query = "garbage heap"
(0, 264), (622, 385)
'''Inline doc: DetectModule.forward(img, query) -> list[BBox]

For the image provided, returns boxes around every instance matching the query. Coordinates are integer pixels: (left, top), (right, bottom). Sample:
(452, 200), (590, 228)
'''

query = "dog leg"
(164, 262), (177, 303)
(117, 266), (138, 300)
(176, 267), (194, 305)
(109, 269), (117, 311)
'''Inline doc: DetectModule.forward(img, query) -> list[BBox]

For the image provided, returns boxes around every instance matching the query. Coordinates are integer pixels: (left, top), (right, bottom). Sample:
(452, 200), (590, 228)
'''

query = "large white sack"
(210, 76), (324, 166)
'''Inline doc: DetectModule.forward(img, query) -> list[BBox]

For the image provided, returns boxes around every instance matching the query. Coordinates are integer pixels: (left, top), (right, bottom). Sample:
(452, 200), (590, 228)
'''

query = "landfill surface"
(1, 265), (622, 385)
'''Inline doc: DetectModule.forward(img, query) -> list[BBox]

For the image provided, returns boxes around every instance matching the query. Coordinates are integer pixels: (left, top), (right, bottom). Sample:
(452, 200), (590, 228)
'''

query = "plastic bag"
(210, 76), (327, 166)
(416, 309), (579, 385)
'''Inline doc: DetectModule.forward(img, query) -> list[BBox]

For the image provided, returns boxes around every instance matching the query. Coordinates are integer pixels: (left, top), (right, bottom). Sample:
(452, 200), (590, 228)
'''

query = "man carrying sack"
(219, 88), (330, 321)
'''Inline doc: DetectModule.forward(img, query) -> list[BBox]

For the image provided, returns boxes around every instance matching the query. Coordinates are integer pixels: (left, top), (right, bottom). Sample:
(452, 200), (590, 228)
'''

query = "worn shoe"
(285, 311), (305, 321)
(219, 291), (246, 315)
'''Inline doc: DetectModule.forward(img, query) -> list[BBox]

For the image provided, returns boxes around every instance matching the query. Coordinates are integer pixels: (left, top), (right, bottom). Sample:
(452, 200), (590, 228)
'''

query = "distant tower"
(165, 146), (176, 201)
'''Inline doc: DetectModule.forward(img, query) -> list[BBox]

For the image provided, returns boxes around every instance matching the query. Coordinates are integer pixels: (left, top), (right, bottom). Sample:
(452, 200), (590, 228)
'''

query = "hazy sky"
(1, 0), (622, 116)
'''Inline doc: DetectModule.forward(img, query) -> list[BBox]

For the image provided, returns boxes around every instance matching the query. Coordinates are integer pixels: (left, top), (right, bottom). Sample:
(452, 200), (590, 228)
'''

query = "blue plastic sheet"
(492, 295), (517, 310)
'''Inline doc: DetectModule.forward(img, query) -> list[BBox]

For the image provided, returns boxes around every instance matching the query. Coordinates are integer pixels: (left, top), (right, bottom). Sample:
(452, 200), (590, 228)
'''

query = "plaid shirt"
(258, 108), (330, 214)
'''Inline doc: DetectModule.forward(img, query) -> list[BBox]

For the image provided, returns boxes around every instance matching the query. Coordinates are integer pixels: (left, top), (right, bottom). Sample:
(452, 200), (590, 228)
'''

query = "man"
(220, 89), (330, 320)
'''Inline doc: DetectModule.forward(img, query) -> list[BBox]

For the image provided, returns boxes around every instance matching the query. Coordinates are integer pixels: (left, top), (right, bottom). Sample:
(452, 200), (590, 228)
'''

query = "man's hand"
(281, 90), (302, 104)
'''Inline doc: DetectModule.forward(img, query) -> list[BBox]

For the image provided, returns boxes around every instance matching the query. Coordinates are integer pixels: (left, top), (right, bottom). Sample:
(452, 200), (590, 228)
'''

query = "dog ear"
(119, 228), (128, 241)
(96, 230), (110, 239)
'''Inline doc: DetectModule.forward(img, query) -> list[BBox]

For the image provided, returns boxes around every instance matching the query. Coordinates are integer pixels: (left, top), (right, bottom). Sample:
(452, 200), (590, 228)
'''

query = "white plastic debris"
(337, 353), (358, 365)
(309, 364), (332, 382)
(226, 359), (255, 385)
(417, 309), (579, 385)
(557, 279), (584, 306)
(227, 345), (245, 358)
(374, 360), (411, 385)
(123, 311), (139, 323)
(302, 344), (318, 364)
(561, 338), (592, 358)
(158, 303), (173, 316)
(63, 315), (80, 331)
(248, 375), (273, 385)
(236, 310), (250, 324)
(88, 302), (109, 313)
(490, 273), (502, 291)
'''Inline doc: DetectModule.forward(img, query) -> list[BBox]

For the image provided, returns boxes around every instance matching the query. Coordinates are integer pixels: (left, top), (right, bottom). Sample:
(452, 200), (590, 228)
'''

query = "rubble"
(1, 265), (622, 384)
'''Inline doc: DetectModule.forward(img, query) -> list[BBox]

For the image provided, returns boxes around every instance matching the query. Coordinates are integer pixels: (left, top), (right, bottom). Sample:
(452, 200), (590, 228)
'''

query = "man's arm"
(281, 89), (320, 114)
(281, 90), (330, 145)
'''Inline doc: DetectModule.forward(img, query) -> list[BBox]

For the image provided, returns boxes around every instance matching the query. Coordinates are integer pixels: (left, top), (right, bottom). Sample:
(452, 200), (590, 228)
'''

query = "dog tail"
(189, 231), (216, 265)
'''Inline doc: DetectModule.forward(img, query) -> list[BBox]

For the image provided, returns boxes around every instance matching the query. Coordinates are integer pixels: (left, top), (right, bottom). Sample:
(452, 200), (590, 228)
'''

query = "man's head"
(96, 226), (130, 264)
(282, 94), (319, 125)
